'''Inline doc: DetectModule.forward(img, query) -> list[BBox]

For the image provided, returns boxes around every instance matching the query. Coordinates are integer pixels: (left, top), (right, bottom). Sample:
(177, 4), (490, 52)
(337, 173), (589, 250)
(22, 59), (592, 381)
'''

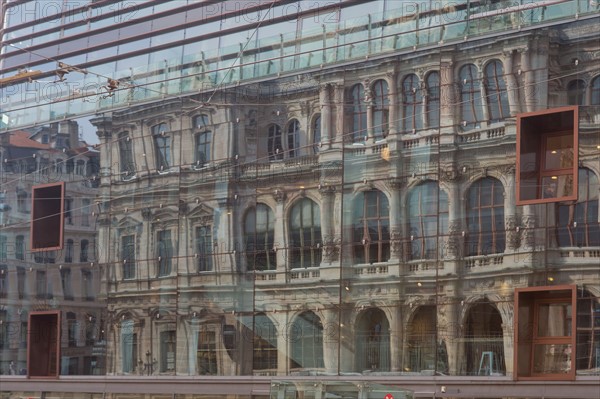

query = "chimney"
(59, 120), (79, 149)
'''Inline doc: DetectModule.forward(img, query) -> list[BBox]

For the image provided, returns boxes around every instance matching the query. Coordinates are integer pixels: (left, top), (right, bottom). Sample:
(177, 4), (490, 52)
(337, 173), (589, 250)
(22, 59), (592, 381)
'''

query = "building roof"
(8, 130), (51, 149)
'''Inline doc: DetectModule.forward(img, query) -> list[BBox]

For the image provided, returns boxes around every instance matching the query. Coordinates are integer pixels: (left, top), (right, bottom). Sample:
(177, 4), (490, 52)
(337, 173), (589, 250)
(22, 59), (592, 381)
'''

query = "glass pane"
(533, 344), (573, 374)
(538, 303), (572, 337)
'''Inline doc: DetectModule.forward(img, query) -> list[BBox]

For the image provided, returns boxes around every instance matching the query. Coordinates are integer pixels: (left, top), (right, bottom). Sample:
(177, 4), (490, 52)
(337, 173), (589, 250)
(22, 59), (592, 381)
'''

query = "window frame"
(353, 190), (390, 264)
(157, 229), (173, 277)
(287, 119), (300, 158)
(267, 124), (283, 161)
(425, 71), (440, 129)
(118, 132), (136, 179)
(122, 234), (136, 280)
(402, 74), (423, 133)
(152, 123), (171, 171)
(244, 204), (275, 271)
(465, 177), (506, 256)
(195, 225), (213, 272)
(459, 64), (484, 130)
(372, 79), (389, 139)
(408, 182), (449, 260)
(484, 59), (510, 123)
(288, 198), (322, 269)
(350, 83), (367, 143)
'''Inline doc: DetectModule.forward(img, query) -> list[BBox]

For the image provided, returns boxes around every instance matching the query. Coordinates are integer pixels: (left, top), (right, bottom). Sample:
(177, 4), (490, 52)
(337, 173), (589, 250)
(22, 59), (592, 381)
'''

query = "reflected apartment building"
(0, 1), (599, 398)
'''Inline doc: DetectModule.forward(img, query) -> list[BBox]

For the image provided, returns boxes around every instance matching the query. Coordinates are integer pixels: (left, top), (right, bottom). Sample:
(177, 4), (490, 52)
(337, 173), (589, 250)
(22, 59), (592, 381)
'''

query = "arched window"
(157, 230), (173, 277)
(556, 169), (599, 247)
(312, 115), (321, 154)
(402, 74), (423, 132)
(350, 84), (367, 142)
(245, 204), (275, 271)
(567, 80), (585, 105)
(484, 60), (510, 122)
(408, 182), (448, 260)
(289, 198), (321, 268)
(426, 72), (440, 128)
(372, 79), (389, 139)
(152, 123), (171, 171)
(466, 178), (505, 256)
(353, 190), (390, 264)
(267, 124), (283, 161)
(193, 114), (209, 129)
(118, 132), (135, 178)
(287, 119), (300, 158)
(290, 311), (324, 369)
(592, 76), (600, 105)
(459, 64), (484, 130)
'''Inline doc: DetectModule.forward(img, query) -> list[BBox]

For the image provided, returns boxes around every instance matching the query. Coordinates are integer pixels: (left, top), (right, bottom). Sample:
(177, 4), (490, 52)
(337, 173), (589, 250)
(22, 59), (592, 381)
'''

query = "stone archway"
(464, 300), (505, 375)
(355, 307), (390, 372)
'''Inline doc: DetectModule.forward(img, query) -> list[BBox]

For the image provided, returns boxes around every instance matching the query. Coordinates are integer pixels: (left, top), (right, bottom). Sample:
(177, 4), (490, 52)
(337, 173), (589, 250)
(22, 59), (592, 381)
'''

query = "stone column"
(387, 72), (399, 136)
(365, 82), (374, 142)
(322, 308), (339, 374)
(502, 51), (521, 116)
(319, 185), (336, 265)
(273, 190), (286, 272)
(334, 84), (345, 145)
(387, 179), (403, 263)
(440, 58), (456, 138)
(445, 179), (462, 262)
(496, 298), (514, 378)
(319, 84), (332, 149)
(478, 65), (490, 123)
(519, 48), (535, 113)
(389, 304), (403, 372)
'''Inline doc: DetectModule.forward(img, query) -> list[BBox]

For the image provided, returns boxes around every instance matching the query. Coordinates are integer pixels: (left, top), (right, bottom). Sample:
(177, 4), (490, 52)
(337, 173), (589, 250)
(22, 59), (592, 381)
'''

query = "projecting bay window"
(515, 285), (576, 380)
(517, 106), (578, 205)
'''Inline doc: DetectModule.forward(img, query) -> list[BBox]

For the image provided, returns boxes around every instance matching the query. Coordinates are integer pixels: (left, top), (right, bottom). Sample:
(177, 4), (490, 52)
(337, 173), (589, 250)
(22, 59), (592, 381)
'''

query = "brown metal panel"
(30, 182), (65, 252)
(516, 106), (579, 206)
(27, 310), (61, 378)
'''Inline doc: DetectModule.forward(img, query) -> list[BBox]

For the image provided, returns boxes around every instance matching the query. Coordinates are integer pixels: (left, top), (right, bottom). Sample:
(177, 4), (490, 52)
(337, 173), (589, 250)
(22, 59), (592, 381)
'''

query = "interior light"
(551, 176), (558, 180)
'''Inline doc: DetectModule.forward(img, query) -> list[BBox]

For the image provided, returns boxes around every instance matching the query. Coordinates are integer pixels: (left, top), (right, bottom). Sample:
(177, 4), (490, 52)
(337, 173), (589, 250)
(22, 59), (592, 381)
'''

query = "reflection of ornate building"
(90, 14), (599, 386)
(0, 122), (102, 375)
(1, 0), (600, 398)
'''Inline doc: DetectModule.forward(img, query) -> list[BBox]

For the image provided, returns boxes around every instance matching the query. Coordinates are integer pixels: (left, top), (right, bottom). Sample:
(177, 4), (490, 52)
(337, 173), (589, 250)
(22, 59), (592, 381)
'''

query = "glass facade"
(0, 1), (599, 398)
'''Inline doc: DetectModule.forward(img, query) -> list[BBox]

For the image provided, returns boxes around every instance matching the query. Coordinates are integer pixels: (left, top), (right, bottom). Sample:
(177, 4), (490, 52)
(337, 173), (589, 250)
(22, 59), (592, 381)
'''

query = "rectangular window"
(157, 230), (173, 277)
(121, 320), (136, 373)
(514, 285), (576, 380)
(195, 226), (213, 272)
(65, 198), (73, 225)
(82, 269), (93, 301)
(81, 199), (90, 226)
(17, 267), (26, 299)
(80, 240), (89, 263)
(36, 270), (47, 299)
(517, 106), (579, 205)
(0, 265), (7, 298)
(0, 235), (6, 261)
(197, 328), (217, 375)
(0, 310), (7, 349)
(160, 330), (176, 372)
(152, 123), (171, 171)
(15, 235), (24, 260)
(122, 235), (136, 279)
(61, 268), (73, 300)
